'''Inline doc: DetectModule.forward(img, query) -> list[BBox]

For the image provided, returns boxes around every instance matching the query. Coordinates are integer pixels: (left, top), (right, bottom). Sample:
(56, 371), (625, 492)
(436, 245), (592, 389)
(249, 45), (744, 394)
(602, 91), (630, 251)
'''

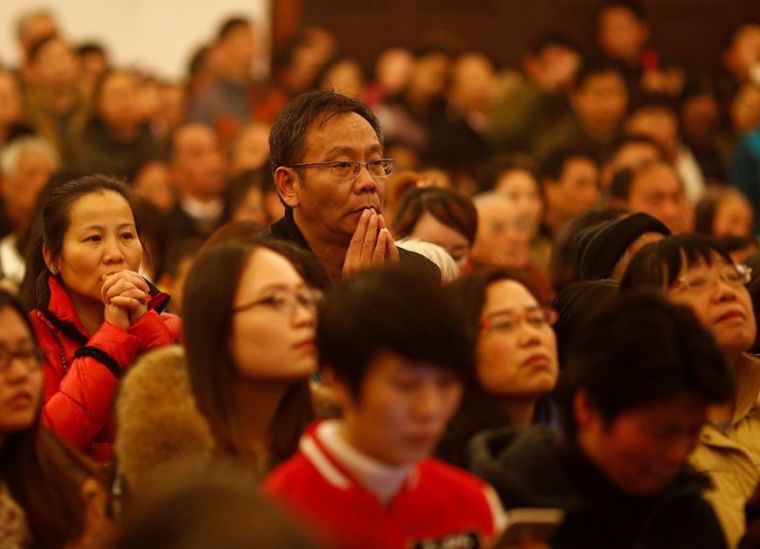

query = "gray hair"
(0, 136), (60, 177)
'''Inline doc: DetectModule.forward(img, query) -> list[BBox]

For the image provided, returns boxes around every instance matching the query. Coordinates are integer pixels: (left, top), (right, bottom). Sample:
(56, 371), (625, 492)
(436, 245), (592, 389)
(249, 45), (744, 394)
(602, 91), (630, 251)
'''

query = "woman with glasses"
(620, 233), (758, 547)
(0, 289), (114, 547)
(437, 267), (559, 469)
(182, 240), (321, 477)
(21, 175), (180, 463)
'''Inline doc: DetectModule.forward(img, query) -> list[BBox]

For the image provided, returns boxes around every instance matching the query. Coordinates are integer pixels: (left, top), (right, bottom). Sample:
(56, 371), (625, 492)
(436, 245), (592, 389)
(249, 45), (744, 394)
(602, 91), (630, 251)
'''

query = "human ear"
(42, 244), (58, 275)
(573, 389), (595, 429)
(274, 167), (300, 209)
(322, 368), (354, 410)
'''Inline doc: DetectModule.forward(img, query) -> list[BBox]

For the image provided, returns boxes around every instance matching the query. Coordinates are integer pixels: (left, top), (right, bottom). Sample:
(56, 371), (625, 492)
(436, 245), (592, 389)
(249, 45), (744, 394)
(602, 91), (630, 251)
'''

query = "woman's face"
(0, 306), (43, 440)
(713, 193), (754, 238)
(230, 248), (318, 380)
(47, 190), (143, 305)
(495, 169), (542, 236)
(476, 280), (558, 398)
(231, 187), (267, 225)
(666, 256), (756, 359)
(410, 212), (471, 271)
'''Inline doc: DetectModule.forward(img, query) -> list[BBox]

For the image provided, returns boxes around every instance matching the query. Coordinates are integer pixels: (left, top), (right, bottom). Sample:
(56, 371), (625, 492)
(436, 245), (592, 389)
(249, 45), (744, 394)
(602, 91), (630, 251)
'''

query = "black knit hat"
(575, 212), (671, 280)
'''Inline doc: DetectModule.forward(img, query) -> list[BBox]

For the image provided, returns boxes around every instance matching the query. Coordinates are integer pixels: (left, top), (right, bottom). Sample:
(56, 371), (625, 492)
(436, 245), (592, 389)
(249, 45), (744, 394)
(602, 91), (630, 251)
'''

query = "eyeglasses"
(233, 287), (323, 318)
(671, 264), (752, 294)
(480, 307), (558, 334)
(287, 159), (394, 181)
(0, 346), (44, 375)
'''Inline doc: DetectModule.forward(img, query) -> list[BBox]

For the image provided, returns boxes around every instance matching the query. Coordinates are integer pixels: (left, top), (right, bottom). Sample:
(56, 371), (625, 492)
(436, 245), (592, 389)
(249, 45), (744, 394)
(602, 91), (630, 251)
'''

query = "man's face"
(172, 125), (225, 200)
(578, 391), (707, 497)
(288, 112), (386, 242)
(667, 257), (756, 359)
(1, 148), (55, 229)
(335, 350), (462, 466)
(627, 164), (685, 233)
(220, 25), (255, 74)
(572, 72), (628, 136)
(30, 38), (79, 90)
(472, 197), (531, 268)
(548, 157), (600, 221)
(597, 7), (648, 62)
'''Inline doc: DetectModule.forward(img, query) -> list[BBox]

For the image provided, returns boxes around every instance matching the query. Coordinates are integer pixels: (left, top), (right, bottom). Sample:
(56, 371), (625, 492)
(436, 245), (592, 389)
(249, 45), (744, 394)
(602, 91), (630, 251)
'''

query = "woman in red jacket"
(22, 174), (180, 462)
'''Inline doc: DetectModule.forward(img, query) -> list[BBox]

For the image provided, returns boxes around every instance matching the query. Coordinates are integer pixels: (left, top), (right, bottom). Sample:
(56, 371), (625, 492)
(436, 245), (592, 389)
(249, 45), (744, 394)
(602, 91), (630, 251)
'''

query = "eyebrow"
(323, 144), (383, 158)
(78, 222), (137, 232)
(484, 305), (541, 317)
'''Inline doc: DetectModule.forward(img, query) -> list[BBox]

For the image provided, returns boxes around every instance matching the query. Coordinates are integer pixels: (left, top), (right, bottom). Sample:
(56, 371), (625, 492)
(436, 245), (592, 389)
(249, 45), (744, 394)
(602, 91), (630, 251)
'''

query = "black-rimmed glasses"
(287, 159), (394, 180)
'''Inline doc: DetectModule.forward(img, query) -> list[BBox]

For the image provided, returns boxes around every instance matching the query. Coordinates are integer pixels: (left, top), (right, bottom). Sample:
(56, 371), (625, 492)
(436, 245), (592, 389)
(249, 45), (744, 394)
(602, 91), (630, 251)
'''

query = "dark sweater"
(470, 427), (726, 549)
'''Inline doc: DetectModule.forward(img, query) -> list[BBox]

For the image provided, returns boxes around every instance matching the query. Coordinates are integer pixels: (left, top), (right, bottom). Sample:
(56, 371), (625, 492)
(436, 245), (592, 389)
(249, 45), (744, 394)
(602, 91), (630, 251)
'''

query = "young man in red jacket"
(263, 266), (504, 549)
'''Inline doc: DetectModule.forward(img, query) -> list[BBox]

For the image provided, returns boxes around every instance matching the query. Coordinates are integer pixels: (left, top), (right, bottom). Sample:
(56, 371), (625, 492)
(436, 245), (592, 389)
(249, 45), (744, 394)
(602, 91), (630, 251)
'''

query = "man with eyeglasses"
(621, 233), (760, 547)
(263, 90), (436, 281)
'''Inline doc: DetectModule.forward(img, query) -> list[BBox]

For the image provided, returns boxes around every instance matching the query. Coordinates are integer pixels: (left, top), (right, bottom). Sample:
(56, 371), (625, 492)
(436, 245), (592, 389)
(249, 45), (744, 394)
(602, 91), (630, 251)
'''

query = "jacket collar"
(36, 272), (171, 339)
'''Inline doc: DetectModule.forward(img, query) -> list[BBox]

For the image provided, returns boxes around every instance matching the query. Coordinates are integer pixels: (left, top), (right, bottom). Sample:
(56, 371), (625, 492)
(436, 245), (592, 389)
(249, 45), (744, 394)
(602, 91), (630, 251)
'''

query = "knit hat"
(575, 212), (671, 280)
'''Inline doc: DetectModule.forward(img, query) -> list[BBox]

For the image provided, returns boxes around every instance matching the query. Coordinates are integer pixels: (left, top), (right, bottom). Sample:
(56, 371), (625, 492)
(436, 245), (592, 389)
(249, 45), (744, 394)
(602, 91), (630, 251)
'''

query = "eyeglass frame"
(231, 287), (323, 318)
(479, 306), (558, 334)
(669, 263), (752, 294)
(285, 159), (394, 180)
(0, 346), (44, 375)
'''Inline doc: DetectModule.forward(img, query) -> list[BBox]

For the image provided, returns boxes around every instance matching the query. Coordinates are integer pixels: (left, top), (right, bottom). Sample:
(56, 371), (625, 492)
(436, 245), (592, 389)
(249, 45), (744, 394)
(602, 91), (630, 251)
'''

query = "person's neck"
(497, 396), (536, 427)
(219, 64), (249, 84)
(108, 122), (139, 142)
(580, 117), (617, 143)
(543, 208), (567, 238)
(180, 189), (221, 205)
(38, 84), (77, 115)
(69, 292), (105, 336)
(292, 209), (350, 281)
(233, 378), (289, 459)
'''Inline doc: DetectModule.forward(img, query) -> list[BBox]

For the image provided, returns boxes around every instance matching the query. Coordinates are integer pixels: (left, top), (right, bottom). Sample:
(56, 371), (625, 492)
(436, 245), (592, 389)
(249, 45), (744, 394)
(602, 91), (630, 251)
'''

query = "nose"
(103, 236), (126, 264)
(517, 322), (544, 347)
(353, 163), (378, 194)
(413, 383), (446, 422)
(290, 301), (316, 328)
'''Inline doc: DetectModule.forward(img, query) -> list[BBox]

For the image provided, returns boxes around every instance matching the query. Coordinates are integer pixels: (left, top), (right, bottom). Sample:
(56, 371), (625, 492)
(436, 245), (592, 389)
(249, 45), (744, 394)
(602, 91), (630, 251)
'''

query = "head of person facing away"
(559, 291), (734, 497)
(317, 265), (471, 467)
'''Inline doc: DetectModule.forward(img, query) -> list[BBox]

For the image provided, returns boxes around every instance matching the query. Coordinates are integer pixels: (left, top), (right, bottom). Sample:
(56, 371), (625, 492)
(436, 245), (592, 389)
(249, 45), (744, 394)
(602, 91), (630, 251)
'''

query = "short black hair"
(620, 233), (734, 292)
(540, 146), (598, 181)
(76, 42), (106, 58)
(477, 153), (541, 194)
(527, 32), (580, 56)
(269, 90), (383, 174)
(609, 159), (674, 202)
(217, 17), (251, 42)
(317, 266), (471, 397)
(573, 58), (626, 91)
(596, 0), (648, 23)
(559, 291), (734, 435)
(393, 186), (478, 246)
(27, 34), (62, 64)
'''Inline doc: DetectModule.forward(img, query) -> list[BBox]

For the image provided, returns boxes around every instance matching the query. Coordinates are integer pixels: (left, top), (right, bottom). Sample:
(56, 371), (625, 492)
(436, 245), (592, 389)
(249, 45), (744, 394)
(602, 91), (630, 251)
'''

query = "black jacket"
(470, 427), (726, 549)
(260, 209), (439, 281)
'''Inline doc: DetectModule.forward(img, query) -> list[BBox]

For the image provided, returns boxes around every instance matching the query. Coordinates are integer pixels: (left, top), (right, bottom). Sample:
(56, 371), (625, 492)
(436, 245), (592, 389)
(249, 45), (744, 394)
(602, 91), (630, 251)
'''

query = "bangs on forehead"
(662, 236), (733, 285)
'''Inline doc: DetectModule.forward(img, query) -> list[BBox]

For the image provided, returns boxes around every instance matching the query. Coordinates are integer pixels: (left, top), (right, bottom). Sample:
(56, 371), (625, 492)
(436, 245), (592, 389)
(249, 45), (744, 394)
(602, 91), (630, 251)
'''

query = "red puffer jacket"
(30, 274), (181, 463)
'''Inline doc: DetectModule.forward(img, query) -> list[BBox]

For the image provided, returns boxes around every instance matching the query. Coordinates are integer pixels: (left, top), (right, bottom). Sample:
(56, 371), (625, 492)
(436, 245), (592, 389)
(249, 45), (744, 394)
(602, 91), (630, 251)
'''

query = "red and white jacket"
(263, 421), (504, 549)
(30, 274), (181, 463)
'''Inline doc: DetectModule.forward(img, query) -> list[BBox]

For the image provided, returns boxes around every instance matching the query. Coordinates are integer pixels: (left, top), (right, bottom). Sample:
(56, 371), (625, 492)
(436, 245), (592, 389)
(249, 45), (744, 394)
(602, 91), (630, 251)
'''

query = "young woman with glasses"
(0, 289), (114, 547)
(182, 240), (322, 477)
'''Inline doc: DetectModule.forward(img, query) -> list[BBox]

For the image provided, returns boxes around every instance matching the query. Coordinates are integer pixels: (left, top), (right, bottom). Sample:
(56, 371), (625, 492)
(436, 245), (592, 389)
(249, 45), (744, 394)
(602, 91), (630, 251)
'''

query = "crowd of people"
(2, 1), (760, 547)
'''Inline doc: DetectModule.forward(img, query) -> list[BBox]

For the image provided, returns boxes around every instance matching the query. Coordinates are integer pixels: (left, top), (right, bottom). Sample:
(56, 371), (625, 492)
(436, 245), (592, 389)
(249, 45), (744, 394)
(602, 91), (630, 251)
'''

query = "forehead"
(633, 165), (681, 192)
(237, 248), (302, 294)
(176, 126), (217, 150)
(0, 306), (30, 343)
(580, 71), (625, 91)
(67, 191), (134, 226)
(484, 279), (537, 311)
(563, 156), (597, 175)
(302, 112), (380, 158)
(478, 197), (519, 221)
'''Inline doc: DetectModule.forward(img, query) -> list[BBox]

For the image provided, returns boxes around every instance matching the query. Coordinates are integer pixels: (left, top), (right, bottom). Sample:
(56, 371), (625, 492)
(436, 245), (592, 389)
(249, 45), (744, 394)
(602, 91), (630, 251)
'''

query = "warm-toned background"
(274, 0), (760, 75)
